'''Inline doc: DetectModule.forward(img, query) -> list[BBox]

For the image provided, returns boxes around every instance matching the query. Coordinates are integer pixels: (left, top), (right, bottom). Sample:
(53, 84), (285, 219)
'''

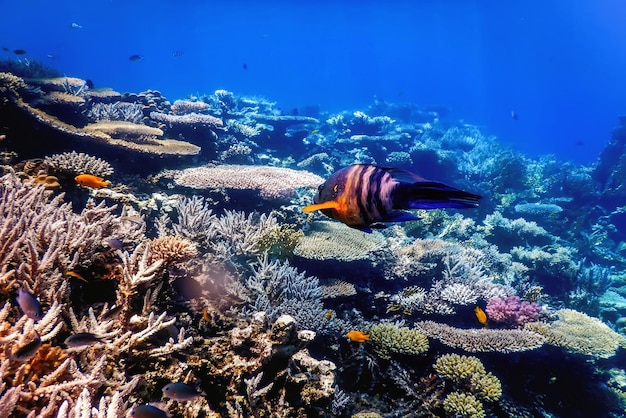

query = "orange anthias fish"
(474, 306), (488, 326)
(75, 174), (109, 189)
(303, 164), (481, 232)
(346, 330), (370, 343)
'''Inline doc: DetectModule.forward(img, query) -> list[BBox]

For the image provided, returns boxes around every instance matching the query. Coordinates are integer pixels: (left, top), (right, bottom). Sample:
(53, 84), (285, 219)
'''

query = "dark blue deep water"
(2, 0), (625, 164)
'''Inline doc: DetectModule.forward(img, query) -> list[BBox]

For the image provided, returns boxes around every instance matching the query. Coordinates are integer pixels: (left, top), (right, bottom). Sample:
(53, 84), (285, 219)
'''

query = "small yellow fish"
(346, 330), (370, 343)
(311, 129), (319, 135)
(202, 308), (210, 322)
(75, 174), (109, 189)
(324, 310), (333, 320)
(65, 271), (87, 283)
(474, 306), (488, 325)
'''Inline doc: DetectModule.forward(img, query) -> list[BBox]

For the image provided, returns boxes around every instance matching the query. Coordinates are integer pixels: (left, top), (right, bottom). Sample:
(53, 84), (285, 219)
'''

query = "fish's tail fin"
(394, 181), (481, 210)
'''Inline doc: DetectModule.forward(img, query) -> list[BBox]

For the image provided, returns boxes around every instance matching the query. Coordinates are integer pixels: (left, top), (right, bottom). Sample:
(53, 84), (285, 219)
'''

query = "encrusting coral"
(294, 221), (387, 262)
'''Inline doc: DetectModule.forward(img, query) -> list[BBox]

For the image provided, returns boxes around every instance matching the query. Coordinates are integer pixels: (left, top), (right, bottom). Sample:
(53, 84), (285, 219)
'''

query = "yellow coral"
(369, 324), (429, 359)
(525, 309), (625, 359)
(470, 372), (502, 402)
(433, 353), (485, 382)
(443, 392), (485, 418)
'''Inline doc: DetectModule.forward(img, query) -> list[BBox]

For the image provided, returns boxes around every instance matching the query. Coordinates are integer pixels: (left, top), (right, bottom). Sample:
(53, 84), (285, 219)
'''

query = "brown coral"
(148, 235), (199, 265)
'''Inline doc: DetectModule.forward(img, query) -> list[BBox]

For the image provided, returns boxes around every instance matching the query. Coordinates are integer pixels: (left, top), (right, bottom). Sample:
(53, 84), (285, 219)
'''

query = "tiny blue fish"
(107, 238), (124, 251)
(11, 334), (42, 361)
(16, 288), (43, 321)
(162, 382), (203, 400)
(102, 304), (123, 320)
(129, 404), (168, 418)
(64, 332), (102, 347)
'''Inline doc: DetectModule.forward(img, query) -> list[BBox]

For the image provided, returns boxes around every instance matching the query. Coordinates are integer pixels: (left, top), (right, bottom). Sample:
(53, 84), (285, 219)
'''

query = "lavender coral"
(485, 296), (541, 327)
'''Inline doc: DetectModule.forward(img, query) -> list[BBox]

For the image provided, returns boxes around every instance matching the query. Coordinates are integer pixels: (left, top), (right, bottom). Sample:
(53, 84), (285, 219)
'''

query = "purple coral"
(485, 296), (541, 327)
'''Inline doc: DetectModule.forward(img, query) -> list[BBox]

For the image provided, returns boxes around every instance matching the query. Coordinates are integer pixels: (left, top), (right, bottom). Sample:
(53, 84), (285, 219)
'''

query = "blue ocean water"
(1, 0), (625, 164)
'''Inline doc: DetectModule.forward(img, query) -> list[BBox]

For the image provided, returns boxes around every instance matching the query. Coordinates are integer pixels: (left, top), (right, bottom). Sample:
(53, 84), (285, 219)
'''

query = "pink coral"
(485, 296), (541, 327)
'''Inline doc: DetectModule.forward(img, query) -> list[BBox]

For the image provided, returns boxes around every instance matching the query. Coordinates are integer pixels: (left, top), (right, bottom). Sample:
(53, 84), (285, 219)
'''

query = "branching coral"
(45, 151), (114, 177)
(241, 255), (326, 331)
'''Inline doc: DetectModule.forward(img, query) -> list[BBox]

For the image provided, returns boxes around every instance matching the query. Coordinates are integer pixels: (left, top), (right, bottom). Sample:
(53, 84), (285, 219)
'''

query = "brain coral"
(293, 221), (386, 262)
(369, 323), (429, 359)
(525, 309), (625, 359)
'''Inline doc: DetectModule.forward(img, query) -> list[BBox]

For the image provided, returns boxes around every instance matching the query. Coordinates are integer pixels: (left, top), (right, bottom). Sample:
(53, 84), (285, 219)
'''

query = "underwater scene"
(1, 1), (626, 417)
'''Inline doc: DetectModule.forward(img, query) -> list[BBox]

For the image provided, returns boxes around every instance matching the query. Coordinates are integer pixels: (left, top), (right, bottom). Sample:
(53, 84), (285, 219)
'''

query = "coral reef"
(1, 70), (625, 417)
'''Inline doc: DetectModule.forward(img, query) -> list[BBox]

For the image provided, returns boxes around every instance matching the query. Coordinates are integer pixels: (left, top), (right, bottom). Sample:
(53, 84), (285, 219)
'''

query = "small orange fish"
(346, 330), (370, 343)
(202, 308), (210, 322)
(324, 310), (333, 320)
(65, 271), (87, 283)
(474, 306), (488, 325)
(75, 174), (109, 189)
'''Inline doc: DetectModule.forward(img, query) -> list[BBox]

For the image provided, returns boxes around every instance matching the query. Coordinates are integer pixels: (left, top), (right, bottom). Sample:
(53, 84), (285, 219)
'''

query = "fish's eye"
(333, 184), (338, 193)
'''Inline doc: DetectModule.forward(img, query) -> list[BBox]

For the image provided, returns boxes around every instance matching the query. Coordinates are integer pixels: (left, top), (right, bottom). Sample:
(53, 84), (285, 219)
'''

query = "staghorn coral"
(369, 323), (429, 360)
(0, 170), (143, 303)
(171, 164), (323, 199)
(525, 309), (625, 359)
(45, 151), (114, 177)
(415, 321), (545, 353)
(212, 210), (280, 258)
(240, 255), (326, 331)
(170, 99), (209, 115)
(320, 279), (357, 299)
(86, 101), (143, 123)
(294, 221), (387, 262)
(150, 111), (223, 128)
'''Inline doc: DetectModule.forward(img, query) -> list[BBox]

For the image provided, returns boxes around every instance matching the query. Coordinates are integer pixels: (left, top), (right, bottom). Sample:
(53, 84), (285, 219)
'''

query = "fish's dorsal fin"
(303, 201), (340, 213)
(382, 167), (426, 183)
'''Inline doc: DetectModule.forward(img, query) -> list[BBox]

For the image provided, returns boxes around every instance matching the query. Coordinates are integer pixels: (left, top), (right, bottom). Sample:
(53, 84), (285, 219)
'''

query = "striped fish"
(303, 164), (481, 232)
